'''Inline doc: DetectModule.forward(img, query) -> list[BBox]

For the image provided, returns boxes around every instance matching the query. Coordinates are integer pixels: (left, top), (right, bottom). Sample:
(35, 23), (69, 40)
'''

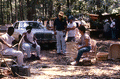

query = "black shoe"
(36, 56), (40, 60)
(24, 57), (32, 61)
(31, 54), (36, 60)
(57, 53), (66, 56)
(57, 53), (61, 55)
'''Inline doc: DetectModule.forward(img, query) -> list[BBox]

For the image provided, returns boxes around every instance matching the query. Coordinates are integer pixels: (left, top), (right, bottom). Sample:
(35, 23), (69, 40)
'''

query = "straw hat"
(58, 11), (64, 17)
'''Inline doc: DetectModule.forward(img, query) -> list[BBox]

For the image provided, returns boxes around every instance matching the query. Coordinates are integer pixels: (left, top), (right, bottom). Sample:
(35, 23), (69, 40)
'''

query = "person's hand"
(54, 31), (56, 35)
(77, 46), (82, 50)
(8, 44), (12, 48)
(67, 28), (70, 31)
(32, 44), (36, 48)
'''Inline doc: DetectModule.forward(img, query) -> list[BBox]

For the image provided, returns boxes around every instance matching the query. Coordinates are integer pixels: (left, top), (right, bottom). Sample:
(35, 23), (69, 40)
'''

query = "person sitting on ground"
(71, 25), (91, 65)
(1, 27), (24, 66)
(22, 26), (40, 60)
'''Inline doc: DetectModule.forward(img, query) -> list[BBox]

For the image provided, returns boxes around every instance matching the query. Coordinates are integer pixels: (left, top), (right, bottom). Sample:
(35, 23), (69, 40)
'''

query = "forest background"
(0, 0), (120, 25)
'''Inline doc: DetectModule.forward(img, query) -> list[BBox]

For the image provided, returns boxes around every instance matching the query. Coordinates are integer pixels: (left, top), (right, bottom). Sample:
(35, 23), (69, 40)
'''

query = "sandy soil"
(1, 38), (120, 79)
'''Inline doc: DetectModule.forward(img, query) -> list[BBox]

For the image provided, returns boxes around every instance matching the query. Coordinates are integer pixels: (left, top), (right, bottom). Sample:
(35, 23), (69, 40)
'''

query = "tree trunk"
(27, 0), (32, 20)
(67, 0), (69, 8)
(10, 0), (13, 23)
(7, 0), (10, 24)
(0, 0), (3, 24)
(19, 0), (22, 20)
(32, 0), (36, 20)
(48, 0), (53, 19)
(15, 0), (18, 21)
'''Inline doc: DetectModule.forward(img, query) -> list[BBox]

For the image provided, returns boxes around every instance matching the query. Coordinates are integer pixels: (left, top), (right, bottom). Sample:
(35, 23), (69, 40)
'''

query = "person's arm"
(64, 19), (67, 31)
(110, 17), (113, 22)
(0, 38), (12, 48)
(77, 36), (90, 50)
(24, 33), (34, 44)
(53, 19), (56, 34)
(67, 22), (76, 31)
(68, 26), (76, 30)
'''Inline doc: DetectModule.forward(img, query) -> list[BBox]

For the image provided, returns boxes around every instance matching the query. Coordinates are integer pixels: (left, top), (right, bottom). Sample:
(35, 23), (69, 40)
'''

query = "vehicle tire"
(50, 42), (57, 49)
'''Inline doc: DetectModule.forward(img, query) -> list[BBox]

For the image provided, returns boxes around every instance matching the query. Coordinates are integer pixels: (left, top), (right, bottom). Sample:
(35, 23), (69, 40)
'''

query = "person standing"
(1, 27), (24, 66)
(67, 16), (76, 42)
(103, 19), (111, 39)
(110, 17), (117, 39)
(71, 26), (91, 65)
(53, 11), (67, 55)
(22, 26), (40, 60)
(46, 20), (51, 30)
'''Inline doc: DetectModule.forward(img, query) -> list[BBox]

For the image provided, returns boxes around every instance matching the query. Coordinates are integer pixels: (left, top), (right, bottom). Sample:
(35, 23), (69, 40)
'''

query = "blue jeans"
(76, 46), (91, 62)
(111, 28), (117, 39)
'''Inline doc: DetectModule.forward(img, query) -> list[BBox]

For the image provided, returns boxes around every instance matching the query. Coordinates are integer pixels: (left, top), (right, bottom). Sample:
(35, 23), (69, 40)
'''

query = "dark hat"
(68, 15), (74, 20)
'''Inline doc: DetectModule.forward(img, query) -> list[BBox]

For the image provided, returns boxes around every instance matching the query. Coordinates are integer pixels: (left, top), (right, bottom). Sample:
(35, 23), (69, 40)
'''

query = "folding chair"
(18, 35), (38, 58)
(0, 42), (14, 75)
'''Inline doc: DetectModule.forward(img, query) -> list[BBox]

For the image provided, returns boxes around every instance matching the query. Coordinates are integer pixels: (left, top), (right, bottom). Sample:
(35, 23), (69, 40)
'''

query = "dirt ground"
(1, 38), (120, 79)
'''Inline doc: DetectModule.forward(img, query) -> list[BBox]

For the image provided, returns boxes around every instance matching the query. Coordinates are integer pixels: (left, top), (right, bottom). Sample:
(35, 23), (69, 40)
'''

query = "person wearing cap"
(71, 25), (91, 65)
(110, 17), (117, 39)
(22, 26), (40, 60)
(1, 27), (24, 66)
(67, 16), (76, 42)
(103, 19), (111, 39)
(53, 11), (67, 55)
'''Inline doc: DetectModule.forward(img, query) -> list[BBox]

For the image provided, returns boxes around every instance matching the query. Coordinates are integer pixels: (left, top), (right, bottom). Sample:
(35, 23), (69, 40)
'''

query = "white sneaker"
(71, 61), (77, 65)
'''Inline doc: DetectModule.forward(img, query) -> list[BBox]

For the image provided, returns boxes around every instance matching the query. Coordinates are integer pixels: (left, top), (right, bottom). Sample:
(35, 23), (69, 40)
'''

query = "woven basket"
(109, 44), (120, 59)
(96, 52), (109, 61)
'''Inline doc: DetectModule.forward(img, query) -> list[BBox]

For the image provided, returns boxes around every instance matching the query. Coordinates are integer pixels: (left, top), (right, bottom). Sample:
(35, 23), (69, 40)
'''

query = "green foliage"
(0, 0), (119, 25)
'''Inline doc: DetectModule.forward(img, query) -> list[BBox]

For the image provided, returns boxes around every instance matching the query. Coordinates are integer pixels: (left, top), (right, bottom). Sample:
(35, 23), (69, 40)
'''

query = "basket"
(96, 52), (109, 61)
(109, 44), (120, 60)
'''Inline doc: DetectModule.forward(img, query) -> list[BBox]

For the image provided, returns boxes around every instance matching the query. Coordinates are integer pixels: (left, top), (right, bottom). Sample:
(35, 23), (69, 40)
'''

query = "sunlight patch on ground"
(30, 65), (120, 78)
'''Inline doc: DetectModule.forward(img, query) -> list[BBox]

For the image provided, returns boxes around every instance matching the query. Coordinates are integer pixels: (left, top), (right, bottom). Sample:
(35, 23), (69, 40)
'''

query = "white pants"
(56, 31), (66, 53)
(3, 48), (24, 66)
(22, 43), (40, 58)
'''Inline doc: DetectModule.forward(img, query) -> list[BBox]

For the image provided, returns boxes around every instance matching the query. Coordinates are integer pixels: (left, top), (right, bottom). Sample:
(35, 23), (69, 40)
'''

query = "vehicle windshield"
(20, 22), (42, 29)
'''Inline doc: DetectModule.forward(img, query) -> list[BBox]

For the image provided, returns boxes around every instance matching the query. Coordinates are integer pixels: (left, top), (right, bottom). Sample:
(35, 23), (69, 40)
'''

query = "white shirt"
(110, 21), (115, 28)
(80, 20), (87, 26)
(67, 22), (76, 37)
(1, 33), (14, 49)
(80, 33), (90, 46)
(25, 32), (34, 44)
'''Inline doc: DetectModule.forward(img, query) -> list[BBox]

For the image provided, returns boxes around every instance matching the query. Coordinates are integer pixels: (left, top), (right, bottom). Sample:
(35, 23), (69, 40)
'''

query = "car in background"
(12, 21), (56, 47)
